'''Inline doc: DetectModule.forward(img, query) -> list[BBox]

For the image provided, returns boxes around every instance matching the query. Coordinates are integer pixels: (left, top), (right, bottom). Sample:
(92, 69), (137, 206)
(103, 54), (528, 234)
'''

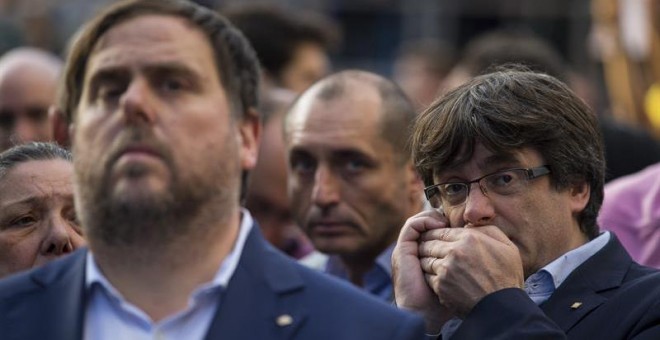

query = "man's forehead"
(93, 14), (196, 51)
(83, 14), (217, 84)
(290, 89), (381, 129)
(0, 161), (73, 204)
(87, 14), (212, 70)
(435, 144), (532, 176)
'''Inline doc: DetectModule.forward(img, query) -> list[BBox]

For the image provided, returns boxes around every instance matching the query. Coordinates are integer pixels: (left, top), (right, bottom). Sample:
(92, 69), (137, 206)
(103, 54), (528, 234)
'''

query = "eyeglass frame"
(424, 165), (552, 208)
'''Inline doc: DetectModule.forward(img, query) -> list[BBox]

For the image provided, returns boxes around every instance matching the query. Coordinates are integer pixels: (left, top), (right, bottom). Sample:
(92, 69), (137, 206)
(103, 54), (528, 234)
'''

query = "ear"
(49, 106), (71, 148)
(569, 181), (590, 215)
(238, 107), (261, 171)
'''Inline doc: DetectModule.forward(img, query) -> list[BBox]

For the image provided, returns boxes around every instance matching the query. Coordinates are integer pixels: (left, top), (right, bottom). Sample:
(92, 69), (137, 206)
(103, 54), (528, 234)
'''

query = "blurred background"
(1, 0), (658, 139)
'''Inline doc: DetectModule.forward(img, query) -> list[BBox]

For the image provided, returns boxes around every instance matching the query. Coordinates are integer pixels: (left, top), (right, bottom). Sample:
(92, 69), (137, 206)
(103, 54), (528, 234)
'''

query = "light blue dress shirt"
(441, 232), (611, 339)
(325, 243), (395, 301)
(84, 210), (254, 340)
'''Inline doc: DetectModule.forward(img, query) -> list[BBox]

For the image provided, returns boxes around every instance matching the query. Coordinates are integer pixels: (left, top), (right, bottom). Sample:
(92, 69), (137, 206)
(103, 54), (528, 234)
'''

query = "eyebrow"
(87, 67), (130, 93)
(1, 193), (74, 210)
(477, 153), (521, 170)
(289, 146), (375, 160)
(333, 148), (373, 160)
(436, 152), (521, 182)
(144, 62), (204, 81)
(88, 62), (204, 88)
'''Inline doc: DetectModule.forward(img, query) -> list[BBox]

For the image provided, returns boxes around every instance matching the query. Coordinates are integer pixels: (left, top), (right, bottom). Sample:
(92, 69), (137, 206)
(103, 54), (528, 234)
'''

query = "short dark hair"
(287, 70), (416, 162)
(0, 142), (72, 179)
(412, 70), (604, 238)
(225, 4), (339, 83)
(60, 0), (260, 123)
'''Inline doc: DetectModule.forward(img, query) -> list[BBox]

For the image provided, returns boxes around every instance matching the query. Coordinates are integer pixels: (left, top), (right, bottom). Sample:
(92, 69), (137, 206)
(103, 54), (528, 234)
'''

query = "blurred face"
(393, 56), (444, 110)
(434, 143), (589, 277)
(0, 66), (57, 151)
(279, 43), (329, 93)
(0, 159), (84, 278)
(286, 86), (419, 260)
(73, 15), (258, 246)
(247, 112), (305, 254)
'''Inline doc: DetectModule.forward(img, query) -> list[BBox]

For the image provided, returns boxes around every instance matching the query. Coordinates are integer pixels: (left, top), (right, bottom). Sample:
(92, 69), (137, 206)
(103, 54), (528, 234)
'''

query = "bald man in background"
(285, 70), (424, 300)
(0, 47), (62, 152)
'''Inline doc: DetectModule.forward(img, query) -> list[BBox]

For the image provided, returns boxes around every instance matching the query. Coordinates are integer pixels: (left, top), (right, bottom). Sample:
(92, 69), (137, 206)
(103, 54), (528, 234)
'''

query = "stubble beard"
(76, 153), (236, 258)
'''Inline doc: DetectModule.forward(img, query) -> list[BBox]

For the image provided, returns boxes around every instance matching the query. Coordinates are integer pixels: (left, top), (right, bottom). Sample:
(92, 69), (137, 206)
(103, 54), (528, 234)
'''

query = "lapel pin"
(276, 314), (293, 327)
(570, 302), (583, 310)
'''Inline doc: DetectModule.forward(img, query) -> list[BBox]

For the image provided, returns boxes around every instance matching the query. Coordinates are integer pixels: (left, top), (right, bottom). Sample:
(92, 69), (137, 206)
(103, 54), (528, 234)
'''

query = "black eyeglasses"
(424, 165), (551, 209)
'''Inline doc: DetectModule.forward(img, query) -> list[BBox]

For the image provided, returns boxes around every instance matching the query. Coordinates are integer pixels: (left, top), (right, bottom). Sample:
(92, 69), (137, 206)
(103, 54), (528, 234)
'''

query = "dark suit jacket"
(0, 224), (425, 340)
(452, 234), (660, 339)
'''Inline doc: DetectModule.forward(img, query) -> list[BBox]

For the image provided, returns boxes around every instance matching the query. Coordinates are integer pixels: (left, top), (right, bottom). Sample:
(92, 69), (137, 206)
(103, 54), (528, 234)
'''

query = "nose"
(311, 165), (340, 208)
(120, 78), (157, 125)
(462, 183), (496, 226)
(40, 216), (79, 257)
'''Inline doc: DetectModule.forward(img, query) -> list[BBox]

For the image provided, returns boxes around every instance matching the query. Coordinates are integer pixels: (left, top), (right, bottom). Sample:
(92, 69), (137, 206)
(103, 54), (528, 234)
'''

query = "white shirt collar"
(540, 231), (610, 289)
(85, 208), (254, 298)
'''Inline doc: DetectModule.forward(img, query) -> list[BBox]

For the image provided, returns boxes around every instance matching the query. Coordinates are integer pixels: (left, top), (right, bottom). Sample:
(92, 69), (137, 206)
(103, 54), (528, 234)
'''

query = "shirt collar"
(375, 243), (395, 277)
(85, 208), (254, 298)
(536, 231), (611, 290)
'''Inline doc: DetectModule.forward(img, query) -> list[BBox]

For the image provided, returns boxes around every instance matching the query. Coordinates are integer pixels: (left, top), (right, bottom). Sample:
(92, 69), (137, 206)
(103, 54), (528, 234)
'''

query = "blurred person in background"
(0, 47), (62, 152)
(599, 161), (660, 268)
(226, 4), (340, 259)
(393, 39), (456, 112)
(245, 88), (314, 259)
(0, 142), (84, 279)
(284, 70), (424, 301)
(591, 0), (660, 137)
(224, 4), (340, 94)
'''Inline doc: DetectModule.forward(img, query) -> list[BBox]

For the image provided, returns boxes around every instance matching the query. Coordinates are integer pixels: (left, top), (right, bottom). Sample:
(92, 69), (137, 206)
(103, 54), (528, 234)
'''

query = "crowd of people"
(0, 0), (659, 339)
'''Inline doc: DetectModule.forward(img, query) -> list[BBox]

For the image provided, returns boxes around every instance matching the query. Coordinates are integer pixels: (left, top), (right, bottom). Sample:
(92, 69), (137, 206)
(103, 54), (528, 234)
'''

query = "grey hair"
(0, 142), (72, 180)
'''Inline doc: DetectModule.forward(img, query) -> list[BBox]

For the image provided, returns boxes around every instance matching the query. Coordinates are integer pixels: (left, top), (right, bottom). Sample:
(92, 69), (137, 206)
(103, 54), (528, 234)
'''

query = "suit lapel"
(204, 225), (308, 340)
(5, 249), (87, 340)
(541, 235), (632, 333)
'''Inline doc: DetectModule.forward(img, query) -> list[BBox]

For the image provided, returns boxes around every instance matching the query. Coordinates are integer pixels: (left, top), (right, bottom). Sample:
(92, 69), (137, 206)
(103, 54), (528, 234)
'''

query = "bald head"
(286, 70), (416, 162)
(0, 48), (62, 152)
(0, 48), (62, 79)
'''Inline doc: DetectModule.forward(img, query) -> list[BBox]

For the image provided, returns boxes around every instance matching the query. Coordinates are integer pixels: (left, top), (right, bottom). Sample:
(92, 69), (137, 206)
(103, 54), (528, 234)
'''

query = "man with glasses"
(423, 166), (551, 209)
(392, 69), (660, 338)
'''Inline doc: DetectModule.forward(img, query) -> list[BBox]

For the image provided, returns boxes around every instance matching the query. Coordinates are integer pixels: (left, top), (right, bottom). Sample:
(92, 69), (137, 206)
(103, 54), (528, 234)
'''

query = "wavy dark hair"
(411, 69), (604, 239)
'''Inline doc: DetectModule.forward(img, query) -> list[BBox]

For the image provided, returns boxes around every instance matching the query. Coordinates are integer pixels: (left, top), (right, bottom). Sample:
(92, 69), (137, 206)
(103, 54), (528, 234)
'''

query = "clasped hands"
(392, 209), (524, 333)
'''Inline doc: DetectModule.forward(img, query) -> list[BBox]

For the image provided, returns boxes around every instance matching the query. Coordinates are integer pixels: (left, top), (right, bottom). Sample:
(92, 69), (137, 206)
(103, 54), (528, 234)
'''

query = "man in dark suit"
(0, 1), (425, 339)
(392, 69), (660, 338)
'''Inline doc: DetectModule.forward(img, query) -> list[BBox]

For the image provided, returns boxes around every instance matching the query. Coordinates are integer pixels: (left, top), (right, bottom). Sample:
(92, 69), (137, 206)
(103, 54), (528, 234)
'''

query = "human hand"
(392, 209), (453, 333)
(419, 225), (524, 318)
